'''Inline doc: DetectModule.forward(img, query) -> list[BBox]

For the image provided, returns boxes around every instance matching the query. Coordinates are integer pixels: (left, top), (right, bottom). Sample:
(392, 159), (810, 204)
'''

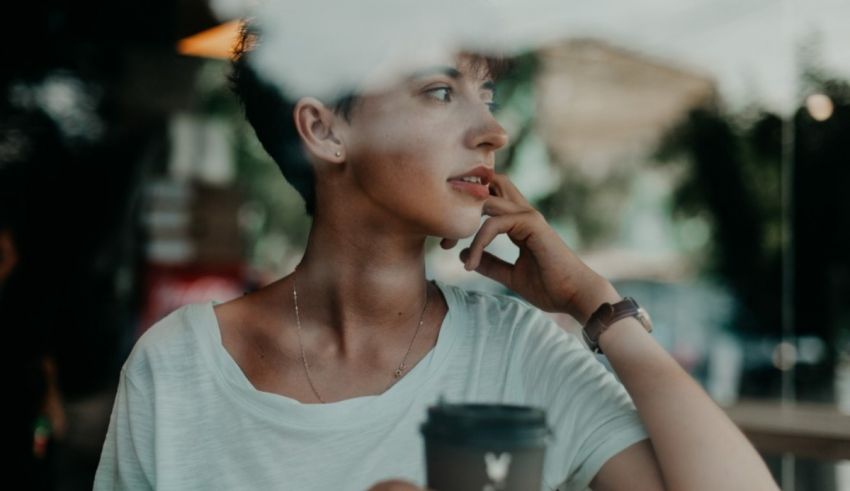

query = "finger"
(463, 215), (514, 270)
(440, 238), (458, 249)
(483, 195), (527, 217)
(472, 250), (514, 288)
(490, 173), (530, 206)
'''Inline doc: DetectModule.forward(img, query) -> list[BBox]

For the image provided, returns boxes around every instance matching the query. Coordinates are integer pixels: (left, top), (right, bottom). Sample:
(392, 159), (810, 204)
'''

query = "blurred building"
(538, 39), (717, 179)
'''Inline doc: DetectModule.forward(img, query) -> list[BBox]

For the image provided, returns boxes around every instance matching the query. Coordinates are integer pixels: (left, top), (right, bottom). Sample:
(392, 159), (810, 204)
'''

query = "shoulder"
(122, 302), (213, 381)
(440, 281), (535, 315)
(439, 281), (566, 340)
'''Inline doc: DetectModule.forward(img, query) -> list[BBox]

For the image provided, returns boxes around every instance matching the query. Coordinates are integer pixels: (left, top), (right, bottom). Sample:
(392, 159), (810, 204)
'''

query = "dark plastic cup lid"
(420, 402), (551, 449)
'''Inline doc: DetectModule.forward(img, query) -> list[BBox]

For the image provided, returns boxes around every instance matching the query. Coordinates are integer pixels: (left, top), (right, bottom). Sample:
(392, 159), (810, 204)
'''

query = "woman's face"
(338, 55), (509, 240)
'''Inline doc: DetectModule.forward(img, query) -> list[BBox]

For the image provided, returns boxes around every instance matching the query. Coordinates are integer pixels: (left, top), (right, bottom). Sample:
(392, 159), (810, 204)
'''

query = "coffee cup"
(420, 401), (551, 491)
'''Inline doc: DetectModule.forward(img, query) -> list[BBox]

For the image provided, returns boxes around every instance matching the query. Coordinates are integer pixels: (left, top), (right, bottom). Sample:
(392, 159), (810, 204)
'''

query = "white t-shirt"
(94, 281), (647, 491)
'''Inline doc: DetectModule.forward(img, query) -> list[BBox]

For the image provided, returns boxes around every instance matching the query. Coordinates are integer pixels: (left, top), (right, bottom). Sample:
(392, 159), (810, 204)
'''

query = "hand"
(441, 173), (619, 323)
(365, 479), (429, 491)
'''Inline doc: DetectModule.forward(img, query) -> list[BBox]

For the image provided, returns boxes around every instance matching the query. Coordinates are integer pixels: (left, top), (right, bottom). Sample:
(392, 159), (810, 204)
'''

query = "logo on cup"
(482, 451), (512, 490)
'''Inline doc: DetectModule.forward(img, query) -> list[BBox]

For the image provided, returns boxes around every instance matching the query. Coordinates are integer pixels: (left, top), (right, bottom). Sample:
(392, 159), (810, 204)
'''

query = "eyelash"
(425, 86), (499, 113)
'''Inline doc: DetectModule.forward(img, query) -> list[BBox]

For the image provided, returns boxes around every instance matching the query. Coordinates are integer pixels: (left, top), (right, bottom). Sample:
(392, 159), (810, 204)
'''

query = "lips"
(448, 166), (494, 200)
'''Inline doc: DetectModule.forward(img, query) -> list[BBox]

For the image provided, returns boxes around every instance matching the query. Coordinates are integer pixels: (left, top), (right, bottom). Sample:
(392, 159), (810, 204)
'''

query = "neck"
(289, 205), (432, 357)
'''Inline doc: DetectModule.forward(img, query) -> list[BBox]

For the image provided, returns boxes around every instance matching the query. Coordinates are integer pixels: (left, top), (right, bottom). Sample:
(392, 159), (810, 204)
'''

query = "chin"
(436, 207), (483, 239)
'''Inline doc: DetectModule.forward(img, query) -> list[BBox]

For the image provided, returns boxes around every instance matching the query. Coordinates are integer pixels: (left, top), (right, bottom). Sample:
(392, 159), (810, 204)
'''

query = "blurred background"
(1, 1), (848, 490)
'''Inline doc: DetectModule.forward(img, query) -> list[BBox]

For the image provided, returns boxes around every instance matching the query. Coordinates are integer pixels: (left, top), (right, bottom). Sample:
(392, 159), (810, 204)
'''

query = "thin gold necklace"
(291, 274), (431, 404)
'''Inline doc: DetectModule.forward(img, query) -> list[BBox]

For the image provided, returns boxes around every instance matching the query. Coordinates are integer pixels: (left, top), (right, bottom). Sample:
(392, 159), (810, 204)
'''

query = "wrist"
(597, 317), (656, 356)
(582, 296), (654, 354)
(570, 277), (621, 325)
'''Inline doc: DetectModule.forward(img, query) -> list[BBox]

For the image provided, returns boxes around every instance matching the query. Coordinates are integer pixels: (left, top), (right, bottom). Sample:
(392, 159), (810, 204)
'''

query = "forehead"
(343, 53), (502, 118)
(408, 54), (499, 83)
(355, 53), (499, 95)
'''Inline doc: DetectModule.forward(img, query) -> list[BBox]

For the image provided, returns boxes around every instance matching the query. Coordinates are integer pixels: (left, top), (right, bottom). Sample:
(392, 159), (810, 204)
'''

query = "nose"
(465, 107), (509, 153)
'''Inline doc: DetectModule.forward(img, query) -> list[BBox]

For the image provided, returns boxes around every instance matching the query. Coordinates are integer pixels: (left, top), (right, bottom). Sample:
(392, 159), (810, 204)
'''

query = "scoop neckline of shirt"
(191, 279), (462, 428)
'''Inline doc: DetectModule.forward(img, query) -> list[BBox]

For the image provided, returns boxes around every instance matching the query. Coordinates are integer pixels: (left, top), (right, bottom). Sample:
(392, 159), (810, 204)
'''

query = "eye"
(481, 87), (499, 113)
(425, 86), (453, 102)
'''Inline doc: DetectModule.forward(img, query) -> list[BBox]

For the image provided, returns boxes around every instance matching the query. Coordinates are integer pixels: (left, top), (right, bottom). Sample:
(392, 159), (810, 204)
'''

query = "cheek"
(353, 145), (443, 214)
(345, 109), (484, 236)
(351, 119), (445, 193)
(352, 146), (484, 239)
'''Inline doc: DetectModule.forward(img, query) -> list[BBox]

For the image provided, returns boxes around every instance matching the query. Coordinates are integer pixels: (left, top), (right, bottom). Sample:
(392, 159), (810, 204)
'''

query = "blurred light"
(177, 20), (242, 59)
(9, 75), (104, 142)
(797, 336), (826, 364)
(772, 341), (797, 371)
(805, 93), (834, 121)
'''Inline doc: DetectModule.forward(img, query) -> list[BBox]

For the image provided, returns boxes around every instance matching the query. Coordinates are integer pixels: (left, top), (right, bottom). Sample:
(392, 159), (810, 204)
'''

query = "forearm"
(598, 317), (778, 491)
(458, 177), (777, 489)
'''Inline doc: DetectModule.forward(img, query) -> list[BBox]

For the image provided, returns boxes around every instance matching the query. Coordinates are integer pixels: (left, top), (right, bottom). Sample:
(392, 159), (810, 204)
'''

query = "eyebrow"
(411, 66), (496, 92)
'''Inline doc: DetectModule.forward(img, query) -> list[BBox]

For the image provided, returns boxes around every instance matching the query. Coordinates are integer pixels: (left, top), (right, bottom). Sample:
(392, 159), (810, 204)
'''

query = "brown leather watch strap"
(582, 297), (652, 354)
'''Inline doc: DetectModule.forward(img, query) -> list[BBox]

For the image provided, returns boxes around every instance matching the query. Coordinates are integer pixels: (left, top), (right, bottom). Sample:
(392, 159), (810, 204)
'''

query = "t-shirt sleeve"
(93, 368), (156, 490)
(514, 305), (648, 491)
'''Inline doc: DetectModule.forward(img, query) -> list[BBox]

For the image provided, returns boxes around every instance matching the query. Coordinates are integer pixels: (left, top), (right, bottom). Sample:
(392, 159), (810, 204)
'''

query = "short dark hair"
(230, 22), (362, 216)
(229, 21), (513, 216)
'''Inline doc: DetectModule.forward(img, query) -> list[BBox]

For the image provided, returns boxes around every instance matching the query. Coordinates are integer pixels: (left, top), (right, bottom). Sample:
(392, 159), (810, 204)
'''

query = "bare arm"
(585, 286), (778, 491)
(458, 173), (779, 491)
(589, 440), (665, 491)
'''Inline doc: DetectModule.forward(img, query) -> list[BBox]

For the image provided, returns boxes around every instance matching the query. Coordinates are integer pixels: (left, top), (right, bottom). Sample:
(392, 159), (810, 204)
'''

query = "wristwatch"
(582, 297), (653, 354)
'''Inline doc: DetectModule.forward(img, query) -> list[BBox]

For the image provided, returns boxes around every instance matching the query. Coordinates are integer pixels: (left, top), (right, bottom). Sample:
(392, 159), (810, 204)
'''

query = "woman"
(94, 22), (778, 491)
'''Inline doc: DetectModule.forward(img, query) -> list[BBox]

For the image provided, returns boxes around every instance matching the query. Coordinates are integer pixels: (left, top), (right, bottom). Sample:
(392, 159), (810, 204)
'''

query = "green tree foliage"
(657, 75), (850, 391)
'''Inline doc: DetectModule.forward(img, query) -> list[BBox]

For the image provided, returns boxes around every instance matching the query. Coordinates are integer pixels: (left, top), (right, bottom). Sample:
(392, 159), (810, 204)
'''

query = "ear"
(293, 97), (346, 164)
